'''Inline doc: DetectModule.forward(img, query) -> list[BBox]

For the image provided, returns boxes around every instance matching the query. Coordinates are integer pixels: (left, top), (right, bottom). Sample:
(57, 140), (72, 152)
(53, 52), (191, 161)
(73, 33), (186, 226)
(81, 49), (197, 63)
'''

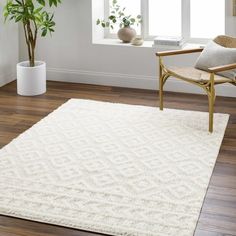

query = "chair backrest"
(214, 35), (236, 48)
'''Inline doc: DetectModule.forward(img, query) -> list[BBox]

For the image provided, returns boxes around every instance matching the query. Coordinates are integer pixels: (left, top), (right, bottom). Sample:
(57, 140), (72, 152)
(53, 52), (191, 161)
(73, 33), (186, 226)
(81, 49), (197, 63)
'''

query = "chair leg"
(159, 61), (164, 110)
(208, 95), (214, 133)
(159, 75), (164, 110)
(208, 73), (216, 133)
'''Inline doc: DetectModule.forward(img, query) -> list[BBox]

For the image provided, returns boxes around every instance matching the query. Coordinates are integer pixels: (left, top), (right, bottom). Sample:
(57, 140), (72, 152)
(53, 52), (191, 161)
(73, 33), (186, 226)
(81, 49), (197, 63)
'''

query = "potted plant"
(96, 0), (142, 43)
(3, 0), (62, 96)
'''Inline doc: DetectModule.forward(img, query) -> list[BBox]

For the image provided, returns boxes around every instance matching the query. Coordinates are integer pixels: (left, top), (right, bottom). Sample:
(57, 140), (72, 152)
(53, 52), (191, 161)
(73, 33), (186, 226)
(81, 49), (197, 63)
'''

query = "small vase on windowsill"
(96, 1), (142, 44)
(118, 26), (137, 43)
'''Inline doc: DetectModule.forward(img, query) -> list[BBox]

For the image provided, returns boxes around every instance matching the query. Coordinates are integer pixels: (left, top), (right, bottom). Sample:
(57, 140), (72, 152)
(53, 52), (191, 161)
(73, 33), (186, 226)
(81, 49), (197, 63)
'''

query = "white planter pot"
(17, 61), (46, 96)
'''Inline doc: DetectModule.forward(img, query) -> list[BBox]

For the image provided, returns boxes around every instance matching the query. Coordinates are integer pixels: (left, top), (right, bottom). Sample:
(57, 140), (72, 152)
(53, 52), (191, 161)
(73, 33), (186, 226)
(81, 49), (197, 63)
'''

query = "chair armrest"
(208, 63), (236, 73)
(156, 48), (203, 57)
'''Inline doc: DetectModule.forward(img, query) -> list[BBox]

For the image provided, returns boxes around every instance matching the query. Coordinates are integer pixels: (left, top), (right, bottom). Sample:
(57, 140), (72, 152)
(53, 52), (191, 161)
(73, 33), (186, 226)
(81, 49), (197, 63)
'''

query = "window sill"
(93, 39), (153, 48)
(93, 38), (205, 50)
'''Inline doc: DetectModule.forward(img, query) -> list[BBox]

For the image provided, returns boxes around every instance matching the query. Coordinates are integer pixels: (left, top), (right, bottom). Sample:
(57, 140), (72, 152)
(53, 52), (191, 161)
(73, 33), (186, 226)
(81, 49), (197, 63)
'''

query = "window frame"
(104, 0), (226, 44)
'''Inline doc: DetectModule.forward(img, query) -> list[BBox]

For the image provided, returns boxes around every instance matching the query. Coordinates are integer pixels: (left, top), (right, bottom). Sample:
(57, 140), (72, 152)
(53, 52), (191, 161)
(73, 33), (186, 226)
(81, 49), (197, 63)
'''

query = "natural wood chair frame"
(156, 48), (236, 133)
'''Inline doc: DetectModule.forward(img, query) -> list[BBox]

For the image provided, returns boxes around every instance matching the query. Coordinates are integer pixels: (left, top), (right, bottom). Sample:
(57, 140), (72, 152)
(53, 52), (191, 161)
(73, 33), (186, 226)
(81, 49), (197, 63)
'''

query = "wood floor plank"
(0, 81), (236, 236)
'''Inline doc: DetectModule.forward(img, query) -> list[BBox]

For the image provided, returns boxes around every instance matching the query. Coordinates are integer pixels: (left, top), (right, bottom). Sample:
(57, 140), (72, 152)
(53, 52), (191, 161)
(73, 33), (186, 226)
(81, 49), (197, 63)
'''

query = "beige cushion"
(214, 35), (236, 48)
(166, 66), (232, 83)
(195, 40), (236, 80)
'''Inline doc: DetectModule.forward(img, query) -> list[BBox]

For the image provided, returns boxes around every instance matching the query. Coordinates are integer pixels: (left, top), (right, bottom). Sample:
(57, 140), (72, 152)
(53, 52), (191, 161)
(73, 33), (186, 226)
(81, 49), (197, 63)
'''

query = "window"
(109, 0), (141, 35)
(149, 0), (182, 37)
(190, 0), (225, 38)
(105, 0), (225, 42)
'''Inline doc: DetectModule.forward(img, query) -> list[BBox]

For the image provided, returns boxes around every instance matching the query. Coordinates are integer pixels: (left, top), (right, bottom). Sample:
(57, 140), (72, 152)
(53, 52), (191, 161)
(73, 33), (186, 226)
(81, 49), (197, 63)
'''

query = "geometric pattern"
(0, 99), (229, 236)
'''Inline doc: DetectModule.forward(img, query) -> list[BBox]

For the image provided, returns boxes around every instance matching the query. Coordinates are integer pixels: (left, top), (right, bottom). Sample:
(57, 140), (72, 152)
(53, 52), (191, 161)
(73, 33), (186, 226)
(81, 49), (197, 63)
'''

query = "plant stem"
(21, 0), (37, 67)
(30, 42), (35, 67)
(23, 23), (32, 65)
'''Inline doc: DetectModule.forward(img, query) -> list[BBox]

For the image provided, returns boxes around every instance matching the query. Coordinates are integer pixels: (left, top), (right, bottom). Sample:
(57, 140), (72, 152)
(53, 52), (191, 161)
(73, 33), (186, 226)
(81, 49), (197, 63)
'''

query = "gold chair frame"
(156, 40), (236, 133)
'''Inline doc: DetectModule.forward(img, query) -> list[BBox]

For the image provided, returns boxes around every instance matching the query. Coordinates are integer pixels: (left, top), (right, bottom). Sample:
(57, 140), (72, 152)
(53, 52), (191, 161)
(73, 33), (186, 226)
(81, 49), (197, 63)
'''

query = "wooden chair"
(156, 35), (236, 133)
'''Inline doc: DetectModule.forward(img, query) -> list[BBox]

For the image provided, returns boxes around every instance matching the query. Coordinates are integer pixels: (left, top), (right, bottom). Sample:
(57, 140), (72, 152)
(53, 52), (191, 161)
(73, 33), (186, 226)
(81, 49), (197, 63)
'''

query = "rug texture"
(0, 99), (229, 236)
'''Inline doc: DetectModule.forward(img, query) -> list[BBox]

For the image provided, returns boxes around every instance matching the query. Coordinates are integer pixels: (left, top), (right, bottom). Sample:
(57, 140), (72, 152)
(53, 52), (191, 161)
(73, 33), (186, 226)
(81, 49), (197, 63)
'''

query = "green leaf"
(15, 15), (22, 22)
(42, 28), (47, 36)
(96, 1), (142, 30)
(36, 0), (45, 6)
(108, 15), (116, 20)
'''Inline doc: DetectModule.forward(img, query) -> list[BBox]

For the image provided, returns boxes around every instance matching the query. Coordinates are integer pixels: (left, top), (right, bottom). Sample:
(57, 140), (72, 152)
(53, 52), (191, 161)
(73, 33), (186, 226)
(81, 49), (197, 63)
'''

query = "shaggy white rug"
(0, 99), (229, 236)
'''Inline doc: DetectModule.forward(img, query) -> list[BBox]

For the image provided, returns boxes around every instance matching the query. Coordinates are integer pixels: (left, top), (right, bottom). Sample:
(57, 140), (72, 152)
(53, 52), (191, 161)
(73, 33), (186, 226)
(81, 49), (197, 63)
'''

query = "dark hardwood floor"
(0, 81), (236, 236)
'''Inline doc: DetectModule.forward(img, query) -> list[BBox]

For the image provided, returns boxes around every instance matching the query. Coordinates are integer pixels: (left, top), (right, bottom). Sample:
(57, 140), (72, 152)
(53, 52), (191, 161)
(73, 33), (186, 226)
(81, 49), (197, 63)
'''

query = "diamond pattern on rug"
(0, 99), (229, 236)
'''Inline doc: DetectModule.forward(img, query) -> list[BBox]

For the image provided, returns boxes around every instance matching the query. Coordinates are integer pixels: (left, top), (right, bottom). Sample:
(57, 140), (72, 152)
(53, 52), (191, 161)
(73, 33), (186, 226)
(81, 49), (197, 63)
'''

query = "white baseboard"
(0, 72), (16, 87)
(47, 67), (236, 97)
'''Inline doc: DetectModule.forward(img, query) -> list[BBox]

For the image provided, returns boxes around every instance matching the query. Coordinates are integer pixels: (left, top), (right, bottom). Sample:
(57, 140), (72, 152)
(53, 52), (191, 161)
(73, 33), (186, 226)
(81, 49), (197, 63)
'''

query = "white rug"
(0, 99), (229, 236)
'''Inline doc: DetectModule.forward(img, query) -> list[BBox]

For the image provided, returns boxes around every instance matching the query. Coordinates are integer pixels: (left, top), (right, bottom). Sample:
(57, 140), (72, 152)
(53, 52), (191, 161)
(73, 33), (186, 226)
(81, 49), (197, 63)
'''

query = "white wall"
(19, 0), (236, 97)
(0, 2), (18, 87)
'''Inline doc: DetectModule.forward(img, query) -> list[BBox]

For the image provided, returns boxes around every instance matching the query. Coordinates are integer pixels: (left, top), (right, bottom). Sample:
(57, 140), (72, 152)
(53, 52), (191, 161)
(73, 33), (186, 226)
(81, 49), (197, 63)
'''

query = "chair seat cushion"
(195, 40), (236, 80)
(166, 66), (233, 84)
